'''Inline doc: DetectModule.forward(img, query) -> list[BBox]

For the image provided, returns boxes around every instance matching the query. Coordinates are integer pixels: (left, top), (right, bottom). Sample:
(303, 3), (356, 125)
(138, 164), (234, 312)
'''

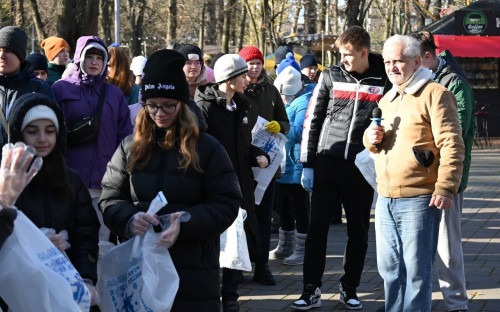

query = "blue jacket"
(52, 36), (132, 189)
(278, 82), (316, 184)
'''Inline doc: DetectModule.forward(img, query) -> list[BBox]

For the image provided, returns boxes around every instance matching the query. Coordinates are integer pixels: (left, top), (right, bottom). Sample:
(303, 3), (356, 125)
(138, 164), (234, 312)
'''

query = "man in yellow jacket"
(363, 34), (464, 312)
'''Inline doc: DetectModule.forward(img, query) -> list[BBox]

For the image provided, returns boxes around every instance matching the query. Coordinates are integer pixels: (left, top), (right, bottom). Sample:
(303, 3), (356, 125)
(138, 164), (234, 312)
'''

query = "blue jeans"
(375, 195), (441, 312)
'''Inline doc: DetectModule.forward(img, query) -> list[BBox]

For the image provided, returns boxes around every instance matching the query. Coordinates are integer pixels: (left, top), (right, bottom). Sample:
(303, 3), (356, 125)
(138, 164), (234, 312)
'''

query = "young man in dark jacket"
(412, 30), (474, 312)
(0, 26), (54, 145)
(293, 26), (391, 310)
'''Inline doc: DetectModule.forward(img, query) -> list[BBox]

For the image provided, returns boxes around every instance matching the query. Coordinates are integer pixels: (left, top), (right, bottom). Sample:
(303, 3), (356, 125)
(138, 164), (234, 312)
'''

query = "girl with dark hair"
(4, 92), (100, 307)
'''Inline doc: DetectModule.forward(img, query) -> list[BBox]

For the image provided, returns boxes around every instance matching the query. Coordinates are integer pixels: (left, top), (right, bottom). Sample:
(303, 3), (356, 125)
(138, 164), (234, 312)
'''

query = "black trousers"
(275, 183), (310, 233)
(221, 268), (241, 302)
(303, 155), (373, 291)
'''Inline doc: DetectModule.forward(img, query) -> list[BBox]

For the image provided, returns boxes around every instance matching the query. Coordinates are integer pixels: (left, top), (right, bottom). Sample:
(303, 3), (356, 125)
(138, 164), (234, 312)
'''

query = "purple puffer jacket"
(52, 36), (132, 189)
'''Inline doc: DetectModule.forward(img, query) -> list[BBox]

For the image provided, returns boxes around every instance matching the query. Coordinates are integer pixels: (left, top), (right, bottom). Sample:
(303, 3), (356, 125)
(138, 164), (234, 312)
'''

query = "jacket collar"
(386, 67), (433, 101)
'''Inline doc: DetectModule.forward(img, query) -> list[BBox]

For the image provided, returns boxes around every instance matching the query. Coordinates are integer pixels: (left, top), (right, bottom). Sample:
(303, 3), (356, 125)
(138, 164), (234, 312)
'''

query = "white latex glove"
(0, 142), (42, 208)
(83, 279), (100, 306)
(256, 155), (269, 168)
(127, 211), (159, 236)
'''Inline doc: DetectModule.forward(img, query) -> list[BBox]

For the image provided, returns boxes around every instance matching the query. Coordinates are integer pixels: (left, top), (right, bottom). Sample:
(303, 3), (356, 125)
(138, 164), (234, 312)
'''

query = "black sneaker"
(252, 264), (276, 285)
(339, 283), (362, 310)
(291, 284), (321, 310)
(222, 300), (240, 312)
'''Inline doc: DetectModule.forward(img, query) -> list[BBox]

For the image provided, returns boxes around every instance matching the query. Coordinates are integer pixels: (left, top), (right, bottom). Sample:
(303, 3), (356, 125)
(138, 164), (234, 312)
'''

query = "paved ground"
(236, 147), (500, 311)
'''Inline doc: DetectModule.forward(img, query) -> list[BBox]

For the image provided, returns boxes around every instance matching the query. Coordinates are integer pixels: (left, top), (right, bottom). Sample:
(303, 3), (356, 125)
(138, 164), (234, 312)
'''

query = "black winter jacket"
(244, 72), (290, 178)
(301, 53), (391, 165)
(100, 132), (242, 312)
(0, 62), (54, 145)
(195, 84), (270, 259)
(7, 92), (100, 282)
(0, 208), (16, 250)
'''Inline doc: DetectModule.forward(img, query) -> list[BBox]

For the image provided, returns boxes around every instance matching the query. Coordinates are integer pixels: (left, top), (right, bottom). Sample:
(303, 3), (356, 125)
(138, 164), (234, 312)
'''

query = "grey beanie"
(0, 26), (28, 62)
(214, 54), (248, 83)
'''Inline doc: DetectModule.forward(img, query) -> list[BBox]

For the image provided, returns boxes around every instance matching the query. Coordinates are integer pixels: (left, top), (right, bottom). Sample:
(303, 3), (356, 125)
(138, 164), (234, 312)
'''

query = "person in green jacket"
(412, 30), (474, 312)
(41, 36), (71, 85)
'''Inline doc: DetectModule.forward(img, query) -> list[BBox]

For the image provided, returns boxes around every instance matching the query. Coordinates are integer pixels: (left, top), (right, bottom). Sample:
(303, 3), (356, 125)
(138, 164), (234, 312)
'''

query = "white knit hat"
(22, 105), (59, 133)
(130, 55), (147, 76)
(214, 54), (248, 83)
(274, 66), (302, 96)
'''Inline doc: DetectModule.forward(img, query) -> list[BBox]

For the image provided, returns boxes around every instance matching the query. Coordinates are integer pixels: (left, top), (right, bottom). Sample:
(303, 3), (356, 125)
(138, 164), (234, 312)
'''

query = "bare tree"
(291, 0), (302, 34)
(303, 0), (318, 34)
(99, 0), (113, 43)
(317, 0), (327, 33)
(221, 0), (236, 53)
(166, 0), (177, 44)
(28, 0), (47, 41)
(345, 0), (362, 27)
(56, 0), (99, 52)
(14, 0), (26, 27)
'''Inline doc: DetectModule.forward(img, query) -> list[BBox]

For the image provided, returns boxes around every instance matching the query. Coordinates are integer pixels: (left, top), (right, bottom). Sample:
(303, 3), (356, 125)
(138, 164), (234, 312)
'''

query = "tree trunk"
(303, 0), (317, 34)
(332, 0), (339, 34)
(221, 0), (233, 53)
(291, 0), (302, 34)
(28, 0), (47, 43)
(216, 0), (224, 46)
(345, 0), (361, 27)
(56, 0), (99, 53)
(198, 0), (206, 49)
(166, 0), (177, 45)
(126, 0), (146, 56)
(100, 0), (113, 44)
(244, 0), (260, 48)
(14, 0), (26, 27)
(205, 1), (216, 45)
(317, 0), (327, 33)
(237, 6), (247, 50)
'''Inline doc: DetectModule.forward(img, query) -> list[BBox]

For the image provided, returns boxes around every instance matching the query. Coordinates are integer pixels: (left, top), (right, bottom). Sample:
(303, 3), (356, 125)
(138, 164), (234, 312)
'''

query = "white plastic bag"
(354, 148), (377, 190)
(0, 210), (91, 311)
(97, 192), (179, 312)
(219, 208), (252, 271)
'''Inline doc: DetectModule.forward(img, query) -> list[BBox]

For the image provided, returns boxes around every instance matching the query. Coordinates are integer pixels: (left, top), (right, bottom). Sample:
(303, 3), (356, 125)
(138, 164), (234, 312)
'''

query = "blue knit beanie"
(300, 54), (318, 69)
(276, 53), (301, 75)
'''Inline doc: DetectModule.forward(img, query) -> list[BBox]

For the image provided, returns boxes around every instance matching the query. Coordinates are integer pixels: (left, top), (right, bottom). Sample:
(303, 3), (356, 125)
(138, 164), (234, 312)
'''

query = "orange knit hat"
(41, 36), (70, 61)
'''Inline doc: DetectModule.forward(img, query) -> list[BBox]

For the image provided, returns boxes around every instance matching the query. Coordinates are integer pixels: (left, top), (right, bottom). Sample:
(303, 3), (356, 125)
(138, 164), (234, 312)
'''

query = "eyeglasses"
(185, 60), (203, 67)
(143, 102), (179, 114)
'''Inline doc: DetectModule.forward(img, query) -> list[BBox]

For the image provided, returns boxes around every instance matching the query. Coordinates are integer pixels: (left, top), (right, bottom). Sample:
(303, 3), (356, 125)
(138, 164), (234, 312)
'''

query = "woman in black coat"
(100, 49), (242, 312)
(195, 54), (270, 312)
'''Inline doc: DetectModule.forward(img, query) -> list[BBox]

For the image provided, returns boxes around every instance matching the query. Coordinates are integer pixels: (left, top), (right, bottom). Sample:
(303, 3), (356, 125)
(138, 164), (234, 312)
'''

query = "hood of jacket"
(7, 92), (67, 154)
(195, 83), (249, 112)
(68, 36), (108, 86)
(437, 50), (468, 81)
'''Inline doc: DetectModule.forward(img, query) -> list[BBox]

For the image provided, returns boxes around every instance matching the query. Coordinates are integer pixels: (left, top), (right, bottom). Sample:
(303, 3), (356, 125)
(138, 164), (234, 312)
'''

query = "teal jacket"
(435, 50), (475, 192)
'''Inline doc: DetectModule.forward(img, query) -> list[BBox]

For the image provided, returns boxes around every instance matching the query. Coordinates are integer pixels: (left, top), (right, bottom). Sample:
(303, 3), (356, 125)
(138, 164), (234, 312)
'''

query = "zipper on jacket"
(385, 92), (404, 197)
(343, 75), (382, 160)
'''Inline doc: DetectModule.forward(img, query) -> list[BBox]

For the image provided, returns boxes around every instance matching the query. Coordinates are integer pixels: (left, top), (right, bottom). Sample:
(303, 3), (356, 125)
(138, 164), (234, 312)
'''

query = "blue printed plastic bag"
(0, 210), (91, 311)
(97, 192), (179, 312)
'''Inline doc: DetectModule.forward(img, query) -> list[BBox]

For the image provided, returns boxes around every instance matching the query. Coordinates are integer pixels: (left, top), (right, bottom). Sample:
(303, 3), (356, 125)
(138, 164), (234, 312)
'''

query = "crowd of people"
(0, 23), (472, 312)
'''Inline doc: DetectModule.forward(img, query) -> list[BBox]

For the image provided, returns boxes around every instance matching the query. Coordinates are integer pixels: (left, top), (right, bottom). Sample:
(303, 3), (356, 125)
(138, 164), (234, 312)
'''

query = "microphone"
(371, 107), (383, 150)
